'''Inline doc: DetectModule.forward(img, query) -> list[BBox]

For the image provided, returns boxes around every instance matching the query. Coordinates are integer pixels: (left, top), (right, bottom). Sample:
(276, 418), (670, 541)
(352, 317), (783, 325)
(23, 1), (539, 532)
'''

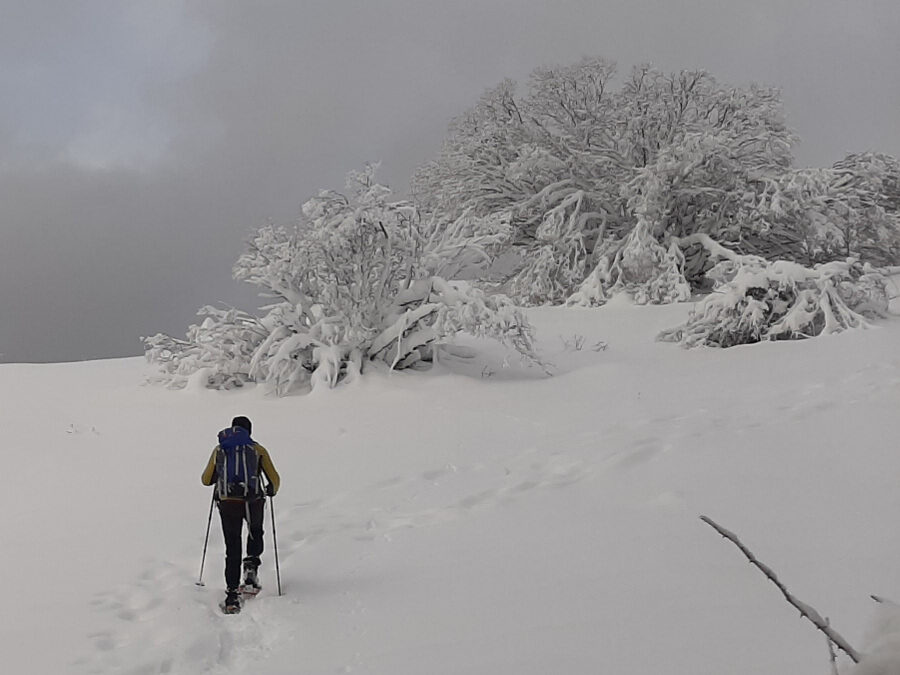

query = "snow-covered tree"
(568, 130), (783, 305)
(412, 79), (537, 222)
(411, 59), (626, 301)
(412, 58), (796, 305)
(146, 166), (542, 394)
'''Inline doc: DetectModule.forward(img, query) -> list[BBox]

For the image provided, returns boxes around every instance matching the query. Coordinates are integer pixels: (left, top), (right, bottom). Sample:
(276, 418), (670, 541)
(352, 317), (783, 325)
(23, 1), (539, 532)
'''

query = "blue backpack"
(215, 426), (261, 499)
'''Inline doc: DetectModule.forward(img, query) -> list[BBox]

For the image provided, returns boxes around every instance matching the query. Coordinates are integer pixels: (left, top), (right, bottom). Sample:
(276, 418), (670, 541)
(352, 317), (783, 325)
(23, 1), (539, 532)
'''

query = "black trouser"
(218, 498), (265, 590)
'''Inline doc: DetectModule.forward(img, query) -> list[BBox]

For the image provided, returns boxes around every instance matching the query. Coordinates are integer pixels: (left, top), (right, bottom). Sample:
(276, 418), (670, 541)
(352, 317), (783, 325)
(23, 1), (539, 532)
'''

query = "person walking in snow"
(201, 415), (280, 613)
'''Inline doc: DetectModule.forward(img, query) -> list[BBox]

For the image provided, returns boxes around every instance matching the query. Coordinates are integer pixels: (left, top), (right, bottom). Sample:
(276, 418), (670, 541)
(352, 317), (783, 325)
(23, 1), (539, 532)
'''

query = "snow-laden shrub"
(658, 254), (888, 348)
(144, 306), (266, 389)
(431, 279), (538, 364)
(146, 166), (542, 394)
(243, 303), (357, 395)
(369, 277), (540, 371)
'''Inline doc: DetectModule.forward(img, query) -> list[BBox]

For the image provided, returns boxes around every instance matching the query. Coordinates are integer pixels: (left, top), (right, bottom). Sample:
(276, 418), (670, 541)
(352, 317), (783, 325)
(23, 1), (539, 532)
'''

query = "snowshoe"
(220, 589), (242, 614)
(240, 582), (261, 598)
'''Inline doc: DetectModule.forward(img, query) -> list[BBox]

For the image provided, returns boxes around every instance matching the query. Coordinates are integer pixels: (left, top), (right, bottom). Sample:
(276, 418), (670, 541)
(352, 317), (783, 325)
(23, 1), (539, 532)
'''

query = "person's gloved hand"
(265, 483), (276, 497)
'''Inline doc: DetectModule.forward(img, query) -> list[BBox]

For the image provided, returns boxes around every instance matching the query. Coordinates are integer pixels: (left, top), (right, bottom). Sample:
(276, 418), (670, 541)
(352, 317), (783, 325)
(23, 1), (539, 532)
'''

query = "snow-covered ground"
(3, 295), (899, 675)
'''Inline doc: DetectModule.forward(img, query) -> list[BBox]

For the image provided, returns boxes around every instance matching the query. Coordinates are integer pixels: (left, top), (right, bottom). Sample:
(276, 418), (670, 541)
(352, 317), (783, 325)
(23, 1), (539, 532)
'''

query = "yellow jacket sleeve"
(201, 448), (217, 486)
(256, 443), (281, 495)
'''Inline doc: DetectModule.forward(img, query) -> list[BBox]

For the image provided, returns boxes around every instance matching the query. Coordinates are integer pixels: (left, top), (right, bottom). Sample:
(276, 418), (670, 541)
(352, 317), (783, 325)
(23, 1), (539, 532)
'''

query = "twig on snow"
(700, 515), (861, 664)
(871, 594), (899, 606)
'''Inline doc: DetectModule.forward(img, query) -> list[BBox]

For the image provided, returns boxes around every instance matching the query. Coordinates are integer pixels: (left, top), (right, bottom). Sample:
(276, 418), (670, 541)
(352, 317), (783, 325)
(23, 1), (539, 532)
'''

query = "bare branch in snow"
(826, 619), (840, 675)
(699, 515), (861, 664)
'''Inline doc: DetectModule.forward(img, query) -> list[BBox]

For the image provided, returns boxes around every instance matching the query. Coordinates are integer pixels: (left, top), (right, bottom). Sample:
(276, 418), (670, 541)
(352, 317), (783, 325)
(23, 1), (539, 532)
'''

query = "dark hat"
(231, 416), (252, 434)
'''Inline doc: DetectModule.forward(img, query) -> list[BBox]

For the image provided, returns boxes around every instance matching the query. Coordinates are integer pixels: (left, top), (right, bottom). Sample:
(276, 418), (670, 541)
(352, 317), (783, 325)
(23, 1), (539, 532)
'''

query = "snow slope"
(2, 297), (899, 675)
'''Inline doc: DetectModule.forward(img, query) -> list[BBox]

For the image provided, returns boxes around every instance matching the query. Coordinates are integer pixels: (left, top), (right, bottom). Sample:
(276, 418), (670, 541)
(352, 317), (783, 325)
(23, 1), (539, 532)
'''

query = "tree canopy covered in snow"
(412, 58), (900, 307)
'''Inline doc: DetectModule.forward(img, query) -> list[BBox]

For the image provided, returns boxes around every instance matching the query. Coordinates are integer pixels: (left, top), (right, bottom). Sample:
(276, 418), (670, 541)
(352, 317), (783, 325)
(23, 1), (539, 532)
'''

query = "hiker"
(201, 415), (280, 612)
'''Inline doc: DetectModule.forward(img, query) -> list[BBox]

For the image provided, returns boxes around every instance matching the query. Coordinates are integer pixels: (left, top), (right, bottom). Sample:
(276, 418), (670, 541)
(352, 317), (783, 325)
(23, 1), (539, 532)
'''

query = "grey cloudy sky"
(2, 0), (898, 362)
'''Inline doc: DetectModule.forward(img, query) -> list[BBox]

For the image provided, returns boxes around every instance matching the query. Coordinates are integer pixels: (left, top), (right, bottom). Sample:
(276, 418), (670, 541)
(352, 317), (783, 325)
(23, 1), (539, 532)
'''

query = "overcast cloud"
(2, 0), (898, 362)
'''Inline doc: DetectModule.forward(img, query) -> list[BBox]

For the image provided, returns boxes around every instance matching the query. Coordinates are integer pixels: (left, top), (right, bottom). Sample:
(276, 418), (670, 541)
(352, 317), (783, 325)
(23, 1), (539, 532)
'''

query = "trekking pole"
(196, 490), (216, 587)
(269, 494), (283, 596)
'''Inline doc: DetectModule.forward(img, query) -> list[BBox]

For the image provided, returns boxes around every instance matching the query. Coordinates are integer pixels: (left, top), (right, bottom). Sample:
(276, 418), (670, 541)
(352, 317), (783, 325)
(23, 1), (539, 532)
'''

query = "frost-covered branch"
(826, 619), (840, 675)
(700, 515), (861, 663)
(672, 233), (746, 263)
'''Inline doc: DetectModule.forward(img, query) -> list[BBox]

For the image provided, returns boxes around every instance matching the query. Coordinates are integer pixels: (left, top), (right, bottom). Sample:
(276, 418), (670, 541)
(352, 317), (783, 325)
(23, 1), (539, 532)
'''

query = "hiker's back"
(215, 426), (261, 500)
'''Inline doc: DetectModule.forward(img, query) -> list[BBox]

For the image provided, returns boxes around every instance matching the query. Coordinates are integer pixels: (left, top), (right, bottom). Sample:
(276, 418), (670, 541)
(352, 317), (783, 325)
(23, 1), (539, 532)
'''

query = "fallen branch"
(825, 619), (839, 675)
(700, 515), (861, 663)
